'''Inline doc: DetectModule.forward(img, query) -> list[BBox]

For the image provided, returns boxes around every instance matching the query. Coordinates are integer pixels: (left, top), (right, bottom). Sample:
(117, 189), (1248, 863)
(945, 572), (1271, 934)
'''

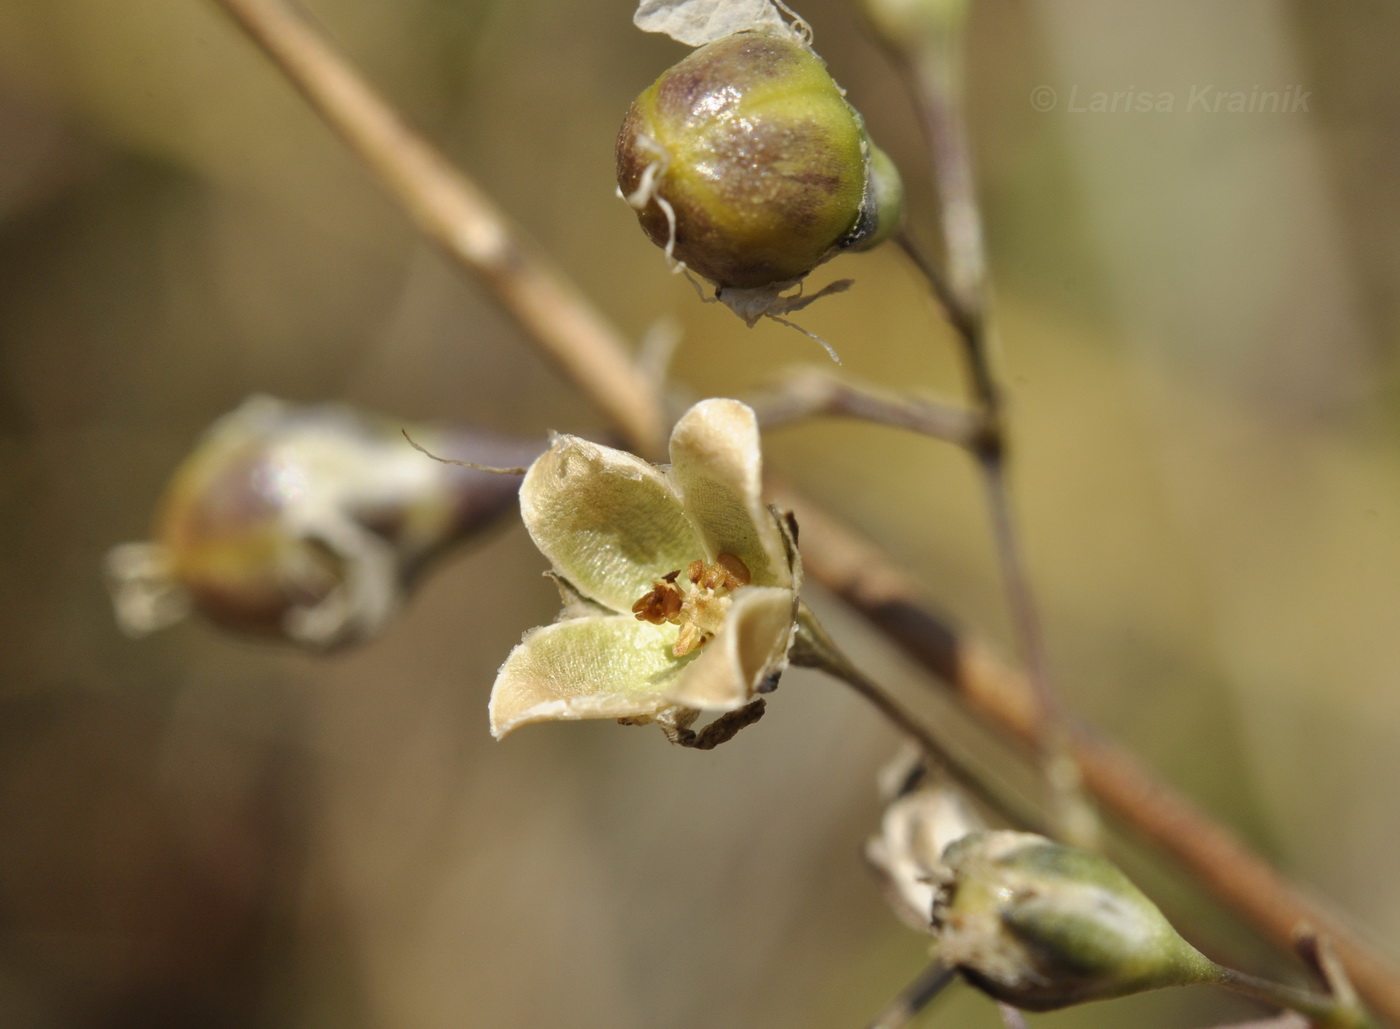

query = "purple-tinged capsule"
(106, 396), (542, 649)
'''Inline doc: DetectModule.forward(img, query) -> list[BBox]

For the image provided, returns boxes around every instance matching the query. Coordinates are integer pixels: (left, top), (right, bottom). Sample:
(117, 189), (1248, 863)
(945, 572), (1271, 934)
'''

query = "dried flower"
(489, 398), (800, 743)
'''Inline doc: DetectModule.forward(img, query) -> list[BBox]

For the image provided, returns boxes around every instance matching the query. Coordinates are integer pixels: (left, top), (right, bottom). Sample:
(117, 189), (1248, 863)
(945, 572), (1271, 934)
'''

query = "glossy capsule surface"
(617, 31), (892, 290)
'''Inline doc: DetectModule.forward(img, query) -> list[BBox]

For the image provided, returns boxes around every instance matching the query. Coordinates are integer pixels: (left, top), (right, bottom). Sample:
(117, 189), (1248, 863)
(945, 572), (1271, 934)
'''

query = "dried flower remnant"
(866, 747), (985, 931)
(489, 399), (800, 744)
(106, 396), (536, 649)
(634, 0), (807, 47)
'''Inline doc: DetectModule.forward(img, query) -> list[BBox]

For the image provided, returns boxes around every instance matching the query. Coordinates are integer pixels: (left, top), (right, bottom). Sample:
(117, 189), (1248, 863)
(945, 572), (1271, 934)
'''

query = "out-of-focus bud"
(866, 747), (984, 931)
(106, 396), (542, 650)
(933, 831), (1219, 1011)
(616, 30), (903, 320)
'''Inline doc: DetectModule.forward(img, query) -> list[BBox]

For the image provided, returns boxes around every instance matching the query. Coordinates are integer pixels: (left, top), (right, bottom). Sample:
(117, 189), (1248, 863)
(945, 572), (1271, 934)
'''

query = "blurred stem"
(976, 452), (1098, 848)
(746, 366), (983, 445)
(1302, 931), (1367, 1016)
(866, 962), (957, 1029)
(912, 29), (985, 333)
(211, 0), (668, 459)
(791, 603), (1039, 832)
(890, 12), (1095, 846)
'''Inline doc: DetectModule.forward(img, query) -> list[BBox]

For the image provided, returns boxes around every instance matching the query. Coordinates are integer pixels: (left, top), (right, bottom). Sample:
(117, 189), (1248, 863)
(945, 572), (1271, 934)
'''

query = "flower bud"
(106, 396), (539, 649)
(616, 31), (903, 295)
(933, 831), (1219, 1011)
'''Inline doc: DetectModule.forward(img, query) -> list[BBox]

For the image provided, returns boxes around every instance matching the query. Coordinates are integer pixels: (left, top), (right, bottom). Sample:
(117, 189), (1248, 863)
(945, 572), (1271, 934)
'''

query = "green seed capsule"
(933, 832), (1220, 1011)
(616, 30), (902, 293)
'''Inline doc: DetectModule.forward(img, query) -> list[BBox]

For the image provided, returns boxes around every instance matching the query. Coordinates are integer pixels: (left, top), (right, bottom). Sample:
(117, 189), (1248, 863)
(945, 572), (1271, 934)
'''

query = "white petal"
(668, 399), (791, 588)
(663, 585), (796, 710)
(867, 773), (985, 932)
(633, 0), (795, 46)
(489, 615), (687, 739)
(521, 434), (700, 614)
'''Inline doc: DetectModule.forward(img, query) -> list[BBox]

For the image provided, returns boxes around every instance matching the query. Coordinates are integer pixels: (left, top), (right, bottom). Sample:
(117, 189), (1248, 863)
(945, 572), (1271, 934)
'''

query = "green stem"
(1209, 964), (1380, 1029)
(790, 602), (1039, 832)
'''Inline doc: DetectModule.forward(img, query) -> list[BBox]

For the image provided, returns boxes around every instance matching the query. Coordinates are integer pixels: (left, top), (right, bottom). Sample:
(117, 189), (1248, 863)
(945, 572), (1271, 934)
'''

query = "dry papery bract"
(633, 0), (808, 46)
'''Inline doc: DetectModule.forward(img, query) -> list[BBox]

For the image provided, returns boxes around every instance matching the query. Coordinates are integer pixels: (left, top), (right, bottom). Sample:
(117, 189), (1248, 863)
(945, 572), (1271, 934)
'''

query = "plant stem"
(746, 366), (983, 446)
(866, 962), (958, 1029)
(891, 19), (1094, 845)
(790, 603), (1039, 832)
(976, 455), (1097, 848)
(211, 0), (668, 459)
(1210, 964), (1380, 1029)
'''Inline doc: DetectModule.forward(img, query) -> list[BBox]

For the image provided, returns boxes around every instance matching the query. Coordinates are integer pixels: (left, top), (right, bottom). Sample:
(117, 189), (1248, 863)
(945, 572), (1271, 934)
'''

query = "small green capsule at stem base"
(843, 141), (904, 253)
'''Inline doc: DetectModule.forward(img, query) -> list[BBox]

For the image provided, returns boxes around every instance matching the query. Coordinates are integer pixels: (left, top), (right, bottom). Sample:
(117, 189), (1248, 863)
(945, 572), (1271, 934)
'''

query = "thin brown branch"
(911, 37), (987, 336)
(211, 0), (667, 460)
(894, 231), (984, 394)
(747, 366), (984, 446)
(977, 453), (1098, 847)
(888, 22), (1092, 845)
(866, 962), (957, 1029)
(1300, 930), (1365, 1016)
(212, 1), (1400, 1021)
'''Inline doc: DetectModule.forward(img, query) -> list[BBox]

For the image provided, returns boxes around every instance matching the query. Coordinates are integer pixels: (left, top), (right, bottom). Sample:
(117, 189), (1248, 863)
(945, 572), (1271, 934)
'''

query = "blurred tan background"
(1, 0), (1398, 1026)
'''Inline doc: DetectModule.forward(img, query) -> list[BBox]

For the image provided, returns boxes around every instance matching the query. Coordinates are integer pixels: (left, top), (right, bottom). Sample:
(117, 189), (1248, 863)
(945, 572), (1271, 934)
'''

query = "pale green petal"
(521, 434), (701, 613)
(663, 585), (796, 710)
(490, 615), (686, 738)
(668, 399), (791, 588)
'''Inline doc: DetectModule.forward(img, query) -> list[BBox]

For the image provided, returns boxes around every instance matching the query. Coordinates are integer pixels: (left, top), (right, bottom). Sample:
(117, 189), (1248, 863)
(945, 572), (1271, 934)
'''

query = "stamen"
(715, 552), (751, 587)
(632, 577), (684, 624)
(629, 553), (754, 657)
